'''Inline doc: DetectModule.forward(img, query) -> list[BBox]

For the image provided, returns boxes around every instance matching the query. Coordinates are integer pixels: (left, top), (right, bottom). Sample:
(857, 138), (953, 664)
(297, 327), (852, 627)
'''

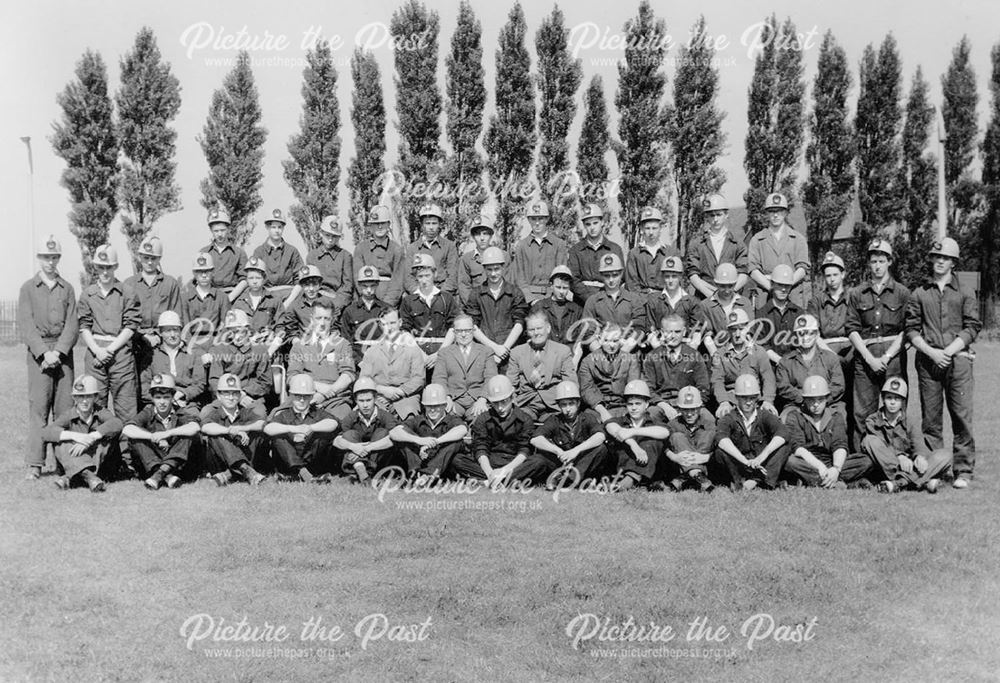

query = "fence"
(0, 299), (17, 345)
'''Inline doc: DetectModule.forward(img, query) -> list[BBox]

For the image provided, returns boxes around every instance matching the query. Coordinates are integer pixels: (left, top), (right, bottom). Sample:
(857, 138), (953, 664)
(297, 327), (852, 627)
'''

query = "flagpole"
(936, 112), (948, 240)
(20, 136), (35, 277)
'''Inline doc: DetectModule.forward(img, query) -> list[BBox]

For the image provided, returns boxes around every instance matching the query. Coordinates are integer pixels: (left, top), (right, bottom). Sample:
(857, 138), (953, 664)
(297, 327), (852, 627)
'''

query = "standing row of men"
(19, 191), (980, 491)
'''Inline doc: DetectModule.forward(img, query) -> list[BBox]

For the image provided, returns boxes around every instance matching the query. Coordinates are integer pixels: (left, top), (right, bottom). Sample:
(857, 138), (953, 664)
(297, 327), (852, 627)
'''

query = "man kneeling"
(123, 373), (200, 490)
(783, 376), (874, 488)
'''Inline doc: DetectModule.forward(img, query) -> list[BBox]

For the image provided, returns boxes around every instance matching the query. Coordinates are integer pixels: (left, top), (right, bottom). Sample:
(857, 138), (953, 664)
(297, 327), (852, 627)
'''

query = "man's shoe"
(144, 476), (162, 490)
(297, 468), (314, 483)
(85, 475), (106, 493)
(925, 478), (940, 494)
(742, 480), (758, 491)
(667, 477), (685, 492)
(952, 477), (969, 490)
(612, 476), (636, 493)
(877, 480), (896, 493)
(692, 472), (714, 493)
(165, 474), (182, 489)
(238, 463), (266, 486)
(54, 476), (71, 490)
(831, 481), (848, 490)
(312, 473), (333, 484)
(25, 467), (41, 481)
(212, 471), (234, 487)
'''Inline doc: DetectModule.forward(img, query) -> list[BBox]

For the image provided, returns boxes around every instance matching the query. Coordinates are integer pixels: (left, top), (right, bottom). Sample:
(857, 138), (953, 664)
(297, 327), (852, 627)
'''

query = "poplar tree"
(743, 15), (806, 237)
(346, 49), (386, 243)
(802, 30), (854, 268)
(576, 75), (611, 208)
(443, 0), (487, 242)
(484, 3), (536, 248)
(198, 51), (267, 247)
(535, 4), (582, 241)
(284, 41), (341, 251)
(391, 0), (443, 240)
(980, 42), (1000, 322)
(614, 0), (670, 247)
(116, 27), (181, 273)
(51, 50), (118, 283)
(669, 15), (726, 249)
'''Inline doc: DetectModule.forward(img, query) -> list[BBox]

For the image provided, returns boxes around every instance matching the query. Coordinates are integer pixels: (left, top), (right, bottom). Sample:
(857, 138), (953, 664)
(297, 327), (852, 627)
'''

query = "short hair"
(525, 311), (549, 328)
(379, 307), (400, 321)
(660, 314), (686, 330)
(453, 313), (474, 329)
(600, 323), (623, 337)
(311, 297), (335, 312)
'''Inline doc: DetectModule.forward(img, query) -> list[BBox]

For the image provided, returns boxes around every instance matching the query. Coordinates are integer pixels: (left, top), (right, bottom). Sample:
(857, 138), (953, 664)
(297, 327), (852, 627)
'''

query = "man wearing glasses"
(432, 314), (497, 420)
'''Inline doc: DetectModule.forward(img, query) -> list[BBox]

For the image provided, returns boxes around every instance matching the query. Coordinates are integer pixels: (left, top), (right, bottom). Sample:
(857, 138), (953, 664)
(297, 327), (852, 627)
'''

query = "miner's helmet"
(470, 214), (495, 235)
(150, 373), (177, 393)
(37, 235), (62, 256)
(623, 379), (652, 399)
(771, 263), (795, 286)
(801, 375), (830, 398)
(639, 206), (663, 223)
(224, 309), (250, 329)
(794, 314), (820, 333)
(821, 251), (845, 272)
(265, 208), (287, 226)
(868, 239), (893, 258)
(216, 373), (242, 392)
(320, 215), (343, 235)
(764, 192), (789, 211)
(581, 203), (604, 221)
(411, 253), (436, 270)
(357, 265), (381, 283)
(418, 203), (443, 220)
(598, 253), (624, 273)
(71, 375), (100, 396)
(93, 245), (119, 267)
(714, 263), (738, 286)
(420, 383), (449, 406)
(554, 381), (581, 402)
(157, 311), (182, 328)
(137, 236), (163, 258)
(929, 237), (960, 260)
(367, 205), (391, 224)
(676, 386), (703, 409)
(702, 194), (727, 212)
(192, 252), (214, 271)
(244, 257), (267, 274)
(485, 375), (515, 402)
(207, 208), (231, 226)
(881, 376), (908, 399)
(288, 374), (316, 396)
(353, 377), (378, 395)
(733, 374), (761, 397)
(660, 255), (683, 273)
(726, 309), (751, 328)
(480, 247), (506, 267)
(298, 265), (323, 283)
(525, 200), (550, 218)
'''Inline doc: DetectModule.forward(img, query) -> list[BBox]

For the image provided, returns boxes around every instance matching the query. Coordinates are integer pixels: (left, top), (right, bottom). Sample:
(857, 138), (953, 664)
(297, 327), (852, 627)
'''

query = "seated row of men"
(46, 365), (949, 496)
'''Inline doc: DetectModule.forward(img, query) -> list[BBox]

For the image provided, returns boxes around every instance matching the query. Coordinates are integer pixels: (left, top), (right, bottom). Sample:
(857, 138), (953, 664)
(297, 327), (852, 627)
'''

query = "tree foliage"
(198, 52), (267, 247)
(284, 41), (342, 251)
(614, 0), (671, 248)
(484, 2), (536, 248)
(346, 49), (386, 243)
(668, 15), (726, 250)
(981, 42), (1000, 323)
(51, 50), (119, 284)
(116, 27), (181, 273)
(743, 15), (807, 237)
(802, 30), (854, 269)
(390, 0), (443, 241)
(535, 4), (582, 241)
(576, 75), (611, 210)
(443, 0), (487, 243)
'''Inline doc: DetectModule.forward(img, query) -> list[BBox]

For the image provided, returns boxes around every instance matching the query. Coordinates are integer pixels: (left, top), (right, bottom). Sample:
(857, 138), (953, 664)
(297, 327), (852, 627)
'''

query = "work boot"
(144, 465), (170, 490)
(212, 470), (234, 487)
(692, 471), (714, 493)
(165, 474), (182, 489)
(81, 470), (106, 493)
(924, 478), (940, 494)
(352, 461), (370, 484)
(297, 467), (314, 483)
(25, 466), (41, 481)
(667, 477), (685, 492)
(238, 463), (266, 486)
(54, 476), (71, 490)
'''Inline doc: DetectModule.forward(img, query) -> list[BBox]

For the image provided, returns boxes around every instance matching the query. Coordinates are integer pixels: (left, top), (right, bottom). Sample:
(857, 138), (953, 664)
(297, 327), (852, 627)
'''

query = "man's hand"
(897, 454), (914, 474)
(156, 439), (171, 451)
(468, 397), (489, 419)
(630, 443), (648, 465)
(658, 402), (679, 421)
(379, 386), (405, 401)
(865, 352), (887, 373)
(766, 350), (782, 364)
(143, 332), (160, 347)
(761, 401), (778, 416)
(94, 347), (113, 365)
(913, 455), (929, 475)
(594, 405), (613, 423)
(492, 343), (509, 361)
(69, 442), (88, 458)
(936, 349), (954, 369)
(715, 401), (734, 418)
(423, 352), (437, 370)
(42, 350), (61, 369)
(820, 466), (840, 488)
(925, 348), (950, 368)
(201, 352), (213, 366)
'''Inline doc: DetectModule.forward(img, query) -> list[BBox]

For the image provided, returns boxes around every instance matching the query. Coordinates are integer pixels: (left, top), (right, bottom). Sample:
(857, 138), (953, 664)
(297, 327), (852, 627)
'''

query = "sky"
(1, 0), (999, 298)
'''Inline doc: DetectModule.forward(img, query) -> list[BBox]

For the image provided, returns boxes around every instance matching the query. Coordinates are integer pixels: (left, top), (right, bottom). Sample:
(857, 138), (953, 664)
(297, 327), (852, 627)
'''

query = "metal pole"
(936, 112), (948, 240)
(20, 136), (35, 277)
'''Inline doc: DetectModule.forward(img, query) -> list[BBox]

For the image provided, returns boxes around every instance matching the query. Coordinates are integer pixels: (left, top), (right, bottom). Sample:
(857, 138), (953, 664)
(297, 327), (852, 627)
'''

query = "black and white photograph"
(2, 0), (999, 678)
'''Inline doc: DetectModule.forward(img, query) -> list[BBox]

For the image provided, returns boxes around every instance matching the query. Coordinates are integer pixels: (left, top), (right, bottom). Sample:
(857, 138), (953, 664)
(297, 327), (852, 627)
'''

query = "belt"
(378, 276), (392, 282)
(582, 280), (604, 288)
(862, 335), (899, 346)
(92, 333), (118, 342)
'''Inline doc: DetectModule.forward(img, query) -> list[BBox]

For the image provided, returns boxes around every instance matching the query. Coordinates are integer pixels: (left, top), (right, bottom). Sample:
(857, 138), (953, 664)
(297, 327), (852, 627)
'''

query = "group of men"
(19, 192), (980, 494)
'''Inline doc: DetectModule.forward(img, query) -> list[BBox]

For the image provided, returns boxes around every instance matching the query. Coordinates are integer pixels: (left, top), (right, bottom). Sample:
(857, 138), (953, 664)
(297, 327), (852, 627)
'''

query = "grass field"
(2, 344), (999, 682)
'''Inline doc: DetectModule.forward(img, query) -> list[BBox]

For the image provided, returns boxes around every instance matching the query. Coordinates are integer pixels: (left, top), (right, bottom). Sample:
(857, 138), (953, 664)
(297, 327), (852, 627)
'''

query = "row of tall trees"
(51, 4), (1000, 324)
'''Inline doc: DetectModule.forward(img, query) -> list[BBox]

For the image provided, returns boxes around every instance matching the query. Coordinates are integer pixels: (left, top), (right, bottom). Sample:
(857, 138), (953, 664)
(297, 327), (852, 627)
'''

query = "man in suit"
(432, 314), (497, 420)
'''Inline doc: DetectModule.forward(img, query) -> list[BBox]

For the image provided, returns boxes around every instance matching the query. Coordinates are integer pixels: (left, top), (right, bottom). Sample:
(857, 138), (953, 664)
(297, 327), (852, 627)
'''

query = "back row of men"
(20, 192), (980, 489)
